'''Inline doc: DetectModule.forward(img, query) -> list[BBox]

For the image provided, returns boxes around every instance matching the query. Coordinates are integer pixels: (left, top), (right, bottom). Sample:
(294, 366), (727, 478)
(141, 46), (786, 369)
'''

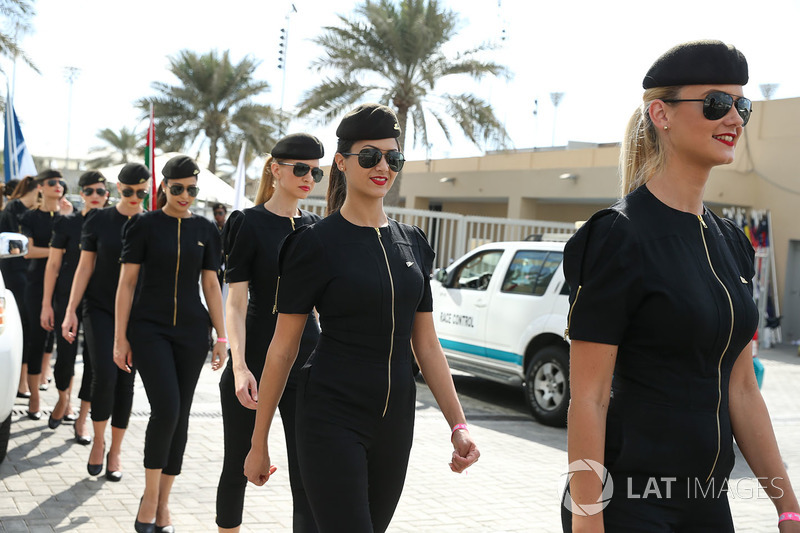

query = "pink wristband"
(779, 512), (800, 524)
(216, 337), (228, 343)
(451, 423), (468, 436)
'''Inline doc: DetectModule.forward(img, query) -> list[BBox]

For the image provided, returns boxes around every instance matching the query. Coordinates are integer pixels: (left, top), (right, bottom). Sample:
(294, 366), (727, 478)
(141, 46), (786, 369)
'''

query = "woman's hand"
(59, 197), (74, 215)
(244, 446), (277, 486)
(40, 304), (55, 331)
(211, 341), (227, 371)
(234, 366), (259, 410)
(450, 428), (480, 473)
(113, 337), (133, 373)
(61, 309), (79, 343)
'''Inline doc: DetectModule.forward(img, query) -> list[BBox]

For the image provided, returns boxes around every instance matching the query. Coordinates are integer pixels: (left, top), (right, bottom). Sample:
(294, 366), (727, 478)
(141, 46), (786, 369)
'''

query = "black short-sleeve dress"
(274, 210), (435, 530)
(564, 185), (758, 484)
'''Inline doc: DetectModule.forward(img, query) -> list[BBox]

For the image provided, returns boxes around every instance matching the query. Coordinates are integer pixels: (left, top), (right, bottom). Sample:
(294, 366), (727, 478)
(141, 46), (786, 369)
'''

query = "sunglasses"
(46, 179), (66, 188)
(662, 91), (752, 126)
(277, 162), (324, 183)
(341, 148), (405, 172)
(214, 210), (226, 216)
(82, 187), (107, 196)
(121, 188), (148, 199)
(167, 184), (200, 197)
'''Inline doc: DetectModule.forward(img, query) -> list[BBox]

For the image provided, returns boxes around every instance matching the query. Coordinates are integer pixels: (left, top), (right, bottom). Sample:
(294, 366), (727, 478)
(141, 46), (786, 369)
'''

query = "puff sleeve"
(724, 218), (756, 298)
(120, 214), (147, 264)
(222, 210), (252, 283)
(49, 216), (68, 249)
(202, 218), (222, 271)
(563, 210), (643, 345)
(412, 225), (436, 312)
(276, 225), (327, 315)
(80, 209), (100, 252)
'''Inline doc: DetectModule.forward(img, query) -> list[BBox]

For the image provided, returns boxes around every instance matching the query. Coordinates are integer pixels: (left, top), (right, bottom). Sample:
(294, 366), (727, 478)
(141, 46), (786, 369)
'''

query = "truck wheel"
(524, 345), (569, 427)
(0, 413), (10, 464)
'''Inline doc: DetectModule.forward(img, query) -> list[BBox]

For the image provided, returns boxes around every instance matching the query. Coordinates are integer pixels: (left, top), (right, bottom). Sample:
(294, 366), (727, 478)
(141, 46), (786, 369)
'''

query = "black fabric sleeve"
(50, 216), (68, 249)
(17, 210), (33, 238)
(202, 218), (222, 271)
(120, 214), (147, 264)
(724, 218), (756, 297)
(222, 210), (253, 283)
(412, 225), (435, 313)
(80, 209), (101, 252)
(276, 226), (326, 314)
(563, 210), (643, 345)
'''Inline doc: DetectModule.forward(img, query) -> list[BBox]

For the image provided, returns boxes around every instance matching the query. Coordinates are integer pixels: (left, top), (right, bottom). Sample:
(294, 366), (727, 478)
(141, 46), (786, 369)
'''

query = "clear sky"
(5, 0), (800, 173)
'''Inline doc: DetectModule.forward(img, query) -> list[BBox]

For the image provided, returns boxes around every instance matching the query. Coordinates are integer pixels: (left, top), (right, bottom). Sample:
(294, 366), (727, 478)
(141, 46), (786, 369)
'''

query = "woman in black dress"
(0, 176), (38, 399)
(563, 41), (800, 532)
(62, 163), (150, 481)
(244, 104), (479, 532)
(19, 169), (66, 419)
(41, 171), (109, 441)
(216, 133), (323, 533)
(114, 155), (226, 533)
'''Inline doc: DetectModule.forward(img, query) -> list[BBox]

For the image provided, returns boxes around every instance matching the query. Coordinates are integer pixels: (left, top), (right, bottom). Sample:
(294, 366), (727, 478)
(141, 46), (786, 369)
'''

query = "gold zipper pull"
(273, 276), (280, 314)
(290, 217), (295, 231)
(697, 215), (707, 229)
(375, 227), (381, 237)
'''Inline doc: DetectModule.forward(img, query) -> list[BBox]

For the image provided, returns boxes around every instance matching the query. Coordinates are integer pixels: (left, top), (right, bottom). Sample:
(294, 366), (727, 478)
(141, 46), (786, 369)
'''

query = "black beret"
(78, 171), (107, 187)
(162, 155), (200, 180)
(35, 169), (62, 182)
(118, 163), (151, 185)
(271, 133), (324, 160)
(336, 103), (401, 140)
(643, 40), (748, 89)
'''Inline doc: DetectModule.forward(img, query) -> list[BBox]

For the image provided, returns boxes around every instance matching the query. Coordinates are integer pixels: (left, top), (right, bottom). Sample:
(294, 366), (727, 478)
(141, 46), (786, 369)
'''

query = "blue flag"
(4, 88), (37, 182)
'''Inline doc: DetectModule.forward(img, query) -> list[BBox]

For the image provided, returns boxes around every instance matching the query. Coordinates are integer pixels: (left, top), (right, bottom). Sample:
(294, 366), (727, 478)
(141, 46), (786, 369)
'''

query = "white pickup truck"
(432, 240), (570, 427)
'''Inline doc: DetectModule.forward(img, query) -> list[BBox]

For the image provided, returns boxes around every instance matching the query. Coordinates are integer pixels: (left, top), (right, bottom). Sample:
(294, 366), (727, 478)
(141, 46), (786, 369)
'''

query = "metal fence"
(299, 199), (577, 270)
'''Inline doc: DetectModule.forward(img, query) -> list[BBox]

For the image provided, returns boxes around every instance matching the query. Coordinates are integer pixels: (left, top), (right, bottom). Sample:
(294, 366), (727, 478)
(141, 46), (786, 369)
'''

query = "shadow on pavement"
(0, 478), (103, 531)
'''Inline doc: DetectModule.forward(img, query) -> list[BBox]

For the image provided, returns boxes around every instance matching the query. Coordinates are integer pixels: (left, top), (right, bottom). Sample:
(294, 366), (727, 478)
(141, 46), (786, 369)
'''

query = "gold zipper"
(375, 227), (395, 417)
(290, 216), (296, 231)
(173, 218), (182, 326)
(697, 215), (734, 482)
(564, 285), (582, 339)
(272, 217), (295, 314)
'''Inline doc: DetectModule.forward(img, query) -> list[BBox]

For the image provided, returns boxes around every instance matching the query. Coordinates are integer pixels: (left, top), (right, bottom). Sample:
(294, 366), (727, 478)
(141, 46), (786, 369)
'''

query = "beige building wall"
(398, 97), (800, 317)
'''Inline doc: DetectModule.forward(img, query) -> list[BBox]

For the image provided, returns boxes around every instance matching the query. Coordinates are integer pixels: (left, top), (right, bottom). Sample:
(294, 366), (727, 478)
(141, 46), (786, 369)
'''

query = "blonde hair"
(619, 86), (682, 196)
(255, 155), (277, 204)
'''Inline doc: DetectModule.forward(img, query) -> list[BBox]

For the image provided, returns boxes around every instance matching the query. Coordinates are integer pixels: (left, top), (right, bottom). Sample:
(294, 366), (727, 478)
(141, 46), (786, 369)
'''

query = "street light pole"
(64, 66), (80, 169)
(550, 92), (564, 146)
(277, 3), (298, 137)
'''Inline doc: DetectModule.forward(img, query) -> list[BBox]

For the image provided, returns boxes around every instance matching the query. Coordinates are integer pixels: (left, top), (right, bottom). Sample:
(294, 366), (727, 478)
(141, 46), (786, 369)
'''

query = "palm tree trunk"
(208, 138), (218, 175)
(385, 105), (409, 207)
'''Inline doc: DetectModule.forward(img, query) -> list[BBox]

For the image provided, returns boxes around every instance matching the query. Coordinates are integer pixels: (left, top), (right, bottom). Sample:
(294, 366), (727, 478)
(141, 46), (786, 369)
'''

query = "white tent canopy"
(97, 152), (253, 208)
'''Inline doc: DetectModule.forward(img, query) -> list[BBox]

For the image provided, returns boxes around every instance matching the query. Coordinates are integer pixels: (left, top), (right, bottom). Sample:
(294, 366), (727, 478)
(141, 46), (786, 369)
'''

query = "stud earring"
(663, 125), (669, 130)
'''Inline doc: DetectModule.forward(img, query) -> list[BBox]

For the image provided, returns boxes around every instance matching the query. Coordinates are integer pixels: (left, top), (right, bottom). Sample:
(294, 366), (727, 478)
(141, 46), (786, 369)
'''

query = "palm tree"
(136, 49), (280, 177)
(297, 0), (510, 205)
(86, 126), (143, 168)
(0, 0), (37, 77)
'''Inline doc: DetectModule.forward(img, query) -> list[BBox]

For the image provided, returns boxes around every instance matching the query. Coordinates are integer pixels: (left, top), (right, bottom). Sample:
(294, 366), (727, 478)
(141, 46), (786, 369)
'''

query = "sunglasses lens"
(737, 98), (752, 125)
(121, 189), (132, 197)
(703, 92), (734, 121)
(310, 168), (324, 183)
(187, 186), (199, 197)
(292, 163), (311, 177)
(357, 149), (383, 169)
(385, 151), (405, 172)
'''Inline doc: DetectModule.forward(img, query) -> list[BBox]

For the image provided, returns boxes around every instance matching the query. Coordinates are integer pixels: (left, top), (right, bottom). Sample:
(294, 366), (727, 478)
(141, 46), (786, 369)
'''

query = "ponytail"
(10, 175), (37, 199)
(326, 139), (355, 216)
(156, 179), (167, 209)
(255, 155), (277, 205)
(619, 86), (681, 197)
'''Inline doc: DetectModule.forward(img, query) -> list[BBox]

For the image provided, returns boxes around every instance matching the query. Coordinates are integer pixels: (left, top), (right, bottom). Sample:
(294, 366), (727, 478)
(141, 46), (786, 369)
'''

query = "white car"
(432, 240), (570, 427)
(0, 233), (27, 463)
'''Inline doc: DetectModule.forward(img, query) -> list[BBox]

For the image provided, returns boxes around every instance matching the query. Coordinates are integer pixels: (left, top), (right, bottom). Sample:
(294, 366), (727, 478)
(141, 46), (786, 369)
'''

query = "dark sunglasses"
(46, 179), (66, 188)
(167, 184), (200, 197)
(214, 210), (226, 216)
(82, 187), (107, 196)
(121, 188), (148, 199)
(277, 162), (324, 183)
(662, 91), (752, 126)
(341, 148), (405, 172)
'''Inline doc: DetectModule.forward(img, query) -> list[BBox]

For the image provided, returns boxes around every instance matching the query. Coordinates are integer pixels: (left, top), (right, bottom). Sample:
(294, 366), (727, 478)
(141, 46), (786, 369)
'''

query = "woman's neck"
(646, 160), (710, 216)
(20, 193), (37, 209)
(264, 191), (299, 217)
(39, 197), (60, 212)
(340, 197), (387, 228)
(116, 202), (143, 217)
(162, 204), (191, 219)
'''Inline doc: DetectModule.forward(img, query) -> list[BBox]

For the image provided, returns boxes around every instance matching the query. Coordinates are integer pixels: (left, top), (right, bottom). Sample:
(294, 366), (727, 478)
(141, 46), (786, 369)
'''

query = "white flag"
(232, 141), (247, 211)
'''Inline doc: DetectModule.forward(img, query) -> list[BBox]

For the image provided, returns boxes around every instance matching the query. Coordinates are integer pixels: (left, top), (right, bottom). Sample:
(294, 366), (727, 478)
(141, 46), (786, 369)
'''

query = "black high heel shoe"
(135, 497), (156, 533)
(105, 452), (122, 482)
(48, 414), (63, 429)
(155, 525), (175, 533)
(26, 410), (41, 421)
(74, 426), (91, 446)
(16, 391), (31, 399)
(87, 445), (104, 476)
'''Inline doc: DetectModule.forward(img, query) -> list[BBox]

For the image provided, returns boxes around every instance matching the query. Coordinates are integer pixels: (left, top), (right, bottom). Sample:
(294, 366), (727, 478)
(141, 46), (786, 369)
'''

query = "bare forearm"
(113, 278), (136, 340)
(202, 271), (226, 338)
(42, 256), (61, 308)
(25, 244), (50, 259)
(415, 344), (466, 428)
(66, 256), (94, 312)
(226, 283), (248, 371)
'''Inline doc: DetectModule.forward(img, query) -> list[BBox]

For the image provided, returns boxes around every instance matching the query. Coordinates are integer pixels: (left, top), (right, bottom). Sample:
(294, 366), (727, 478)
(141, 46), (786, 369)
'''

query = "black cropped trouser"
(215, 360), (317, 531)
(83, 305), (134, 427)
(130, 320), (208, 475)
(23, 281), (47, 375)
(53, 295), (92, 399)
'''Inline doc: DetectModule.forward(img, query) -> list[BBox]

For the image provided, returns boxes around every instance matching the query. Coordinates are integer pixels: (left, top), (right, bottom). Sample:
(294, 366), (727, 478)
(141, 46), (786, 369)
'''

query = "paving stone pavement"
(1, 344), (799, 532)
